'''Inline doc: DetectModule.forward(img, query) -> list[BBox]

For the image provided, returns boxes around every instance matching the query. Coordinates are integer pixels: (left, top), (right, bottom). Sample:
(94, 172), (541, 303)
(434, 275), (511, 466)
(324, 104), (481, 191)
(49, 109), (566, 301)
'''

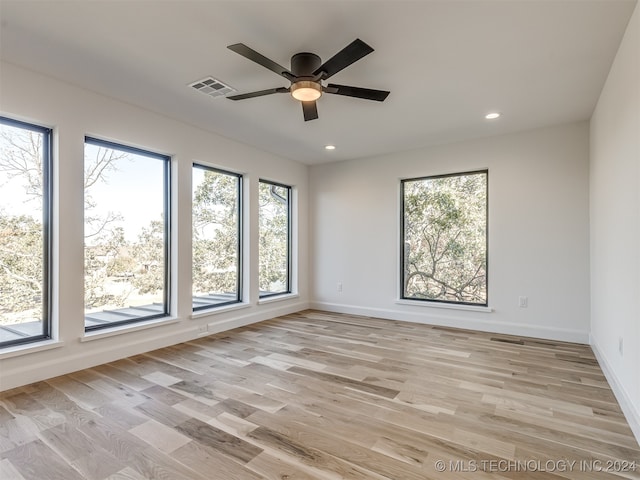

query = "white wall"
(0, 62), (309, 390)
(589, 3), (640, 442)
(310, 122), (591, 343)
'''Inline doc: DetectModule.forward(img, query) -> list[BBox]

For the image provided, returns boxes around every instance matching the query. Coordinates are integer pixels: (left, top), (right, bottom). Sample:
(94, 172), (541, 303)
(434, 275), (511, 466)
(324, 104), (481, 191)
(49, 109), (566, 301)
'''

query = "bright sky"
(1, 125), (43, 219)
(84, 143), (165, 244)
(1, 142), (165, 244)
(0, 173), (41, 218)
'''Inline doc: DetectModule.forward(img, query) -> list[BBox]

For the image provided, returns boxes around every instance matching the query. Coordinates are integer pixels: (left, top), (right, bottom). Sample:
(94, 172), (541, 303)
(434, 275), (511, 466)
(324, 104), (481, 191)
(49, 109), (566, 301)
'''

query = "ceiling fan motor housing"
(290, 52), (323, 102)
(291, 52), (322, 77)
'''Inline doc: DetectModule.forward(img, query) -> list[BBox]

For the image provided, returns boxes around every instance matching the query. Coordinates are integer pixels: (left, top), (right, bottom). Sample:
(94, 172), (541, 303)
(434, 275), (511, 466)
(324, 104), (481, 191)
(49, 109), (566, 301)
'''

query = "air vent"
(189, 77), (236, 99)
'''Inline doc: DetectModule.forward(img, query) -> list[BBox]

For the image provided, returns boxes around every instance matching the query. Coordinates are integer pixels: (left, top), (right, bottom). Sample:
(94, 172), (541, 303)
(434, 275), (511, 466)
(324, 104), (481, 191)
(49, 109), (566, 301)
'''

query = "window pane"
(0, 117), (51, 346)
(402, 171), (488, 305)
(259, 181), (290, 296)
(192, 165), (241, 309)
(84, 138), (169, 330)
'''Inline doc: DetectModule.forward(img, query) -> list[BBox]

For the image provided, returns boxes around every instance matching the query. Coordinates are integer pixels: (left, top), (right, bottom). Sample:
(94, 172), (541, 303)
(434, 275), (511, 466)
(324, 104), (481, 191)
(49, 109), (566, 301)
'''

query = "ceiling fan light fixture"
(291, 81), (322, 102)
(226, 40), (389, 121)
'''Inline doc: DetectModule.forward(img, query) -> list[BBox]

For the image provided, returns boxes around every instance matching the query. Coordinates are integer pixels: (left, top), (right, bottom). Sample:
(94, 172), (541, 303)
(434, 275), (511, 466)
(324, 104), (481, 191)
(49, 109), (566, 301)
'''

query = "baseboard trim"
(204, 301), (309, 335)
(0, 301), (309, 392)
(309, 301), (590, 344)
(590, 335), (640, 446)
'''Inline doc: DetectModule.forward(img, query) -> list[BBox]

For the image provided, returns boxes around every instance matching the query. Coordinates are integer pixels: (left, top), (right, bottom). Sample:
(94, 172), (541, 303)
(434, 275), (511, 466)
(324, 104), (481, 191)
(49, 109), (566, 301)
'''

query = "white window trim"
(0, 340), (65, 360)
(81, 316), (179, 342)
(395, 298), (493, 313)
(258, 293), (300, 305)
(190, 301), (251, 319)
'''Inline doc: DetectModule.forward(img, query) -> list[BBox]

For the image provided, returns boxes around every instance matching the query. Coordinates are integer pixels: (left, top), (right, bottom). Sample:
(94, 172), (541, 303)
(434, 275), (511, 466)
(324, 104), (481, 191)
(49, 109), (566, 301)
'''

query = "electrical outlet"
(618, 337), (624, 356)
(197, 324), (208, 336)
(518, 296), (528, 308)
(337, 282), (343, 293)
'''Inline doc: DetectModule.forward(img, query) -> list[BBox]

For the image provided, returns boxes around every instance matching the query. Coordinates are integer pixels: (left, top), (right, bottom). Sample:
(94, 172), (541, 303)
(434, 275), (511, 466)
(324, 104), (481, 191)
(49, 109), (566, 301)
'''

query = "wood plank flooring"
(1, 310), (639, 479)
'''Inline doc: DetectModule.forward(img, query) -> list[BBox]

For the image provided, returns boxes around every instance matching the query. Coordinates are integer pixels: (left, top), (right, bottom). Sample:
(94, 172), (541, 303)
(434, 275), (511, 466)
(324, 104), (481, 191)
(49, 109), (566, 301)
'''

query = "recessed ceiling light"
(485, 112), (501, 120)
(324, 145), (336, 150)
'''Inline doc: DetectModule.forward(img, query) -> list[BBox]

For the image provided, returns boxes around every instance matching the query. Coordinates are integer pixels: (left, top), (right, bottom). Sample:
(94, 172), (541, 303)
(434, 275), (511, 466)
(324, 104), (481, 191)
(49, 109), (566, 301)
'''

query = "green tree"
(0, 215), (43, 320)
(192, 170), (239, 296)
(404, 173), (487, 304)
(1, 126), (46, 324)
(259, 182), (289, 293)
(83, 147), (132, 310)
(84, 225), (133, 309)
(0, 124), (44, 324)
(131, 218), (165, 296)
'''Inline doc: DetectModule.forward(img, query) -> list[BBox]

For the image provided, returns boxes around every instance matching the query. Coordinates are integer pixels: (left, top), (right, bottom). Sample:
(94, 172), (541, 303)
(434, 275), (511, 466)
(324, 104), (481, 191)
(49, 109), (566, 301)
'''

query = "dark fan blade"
(227, 43), (294, 80)
(326, 84), (390, 102)
(226, 87), (288, 100)
(302, 101), (318, 121)
(313, 39), (374, 80)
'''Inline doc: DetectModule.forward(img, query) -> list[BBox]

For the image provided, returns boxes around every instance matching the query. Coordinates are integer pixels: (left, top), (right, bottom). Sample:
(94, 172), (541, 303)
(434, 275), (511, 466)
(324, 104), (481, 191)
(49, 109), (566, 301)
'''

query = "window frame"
(191, 163), (243, 311)
(400, 169), (489, 307)
(83, 136), (171, 331)
(258, 179), (292, 298)
(0, 116), (52, 348)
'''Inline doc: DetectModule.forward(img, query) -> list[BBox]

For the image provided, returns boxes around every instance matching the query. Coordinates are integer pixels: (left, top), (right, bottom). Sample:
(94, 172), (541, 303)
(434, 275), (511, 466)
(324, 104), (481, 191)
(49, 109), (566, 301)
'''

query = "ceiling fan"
(226, 39), (390, 121)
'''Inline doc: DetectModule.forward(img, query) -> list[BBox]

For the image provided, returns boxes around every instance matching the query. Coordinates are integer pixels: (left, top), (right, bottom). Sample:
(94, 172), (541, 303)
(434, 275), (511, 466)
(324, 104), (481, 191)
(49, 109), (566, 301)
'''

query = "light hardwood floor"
(1, 310), (639, 479)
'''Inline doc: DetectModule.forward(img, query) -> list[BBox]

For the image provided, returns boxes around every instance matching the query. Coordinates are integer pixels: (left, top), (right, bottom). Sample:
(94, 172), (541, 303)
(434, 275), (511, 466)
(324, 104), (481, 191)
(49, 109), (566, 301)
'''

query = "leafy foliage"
(0, 215), (43, 320)
(192, 169), (239, 297)
(82, 144), (168, 314)
(0, 125), (45, 325)
(259, 182), (289, 294)
(82, 147), (135, 311)
(84, 226), (132, 308)
(403, 172), (487, 304)
(130, 219), (165, 296)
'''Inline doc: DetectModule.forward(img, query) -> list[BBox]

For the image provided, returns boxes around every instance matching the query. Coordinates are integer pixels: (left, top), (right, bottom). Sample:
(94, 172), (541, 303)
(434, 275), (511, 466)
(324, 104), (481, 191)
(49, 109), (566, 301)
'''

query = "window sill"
(0, 339), (65, 360)
(191, 302), (251, 319)
(81, 316), (179, 342)
(258, 293), (299, 305)
(395, 299), (493, 313)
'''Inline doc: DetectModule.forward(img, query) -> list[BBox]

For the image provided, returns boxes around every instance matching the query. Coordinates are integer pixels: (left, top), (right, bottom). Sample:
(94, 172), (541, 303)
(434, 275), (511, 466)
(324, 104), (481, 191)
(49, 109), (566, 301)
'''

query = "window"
(0, 116), (52, 347)
(192, 165), (242, 310)
(259, 180), (291, 297)
(84, 138), (170, 330)
(401, 170), (488, 306)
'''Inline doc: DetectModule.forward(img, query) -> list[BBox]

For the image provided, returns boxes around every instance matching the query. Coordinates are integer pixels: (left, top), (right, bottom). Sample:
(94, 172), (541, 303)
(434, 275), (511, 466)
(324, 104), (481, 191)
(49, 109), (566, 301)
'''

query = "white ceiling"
(0, 0), (636, 165)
